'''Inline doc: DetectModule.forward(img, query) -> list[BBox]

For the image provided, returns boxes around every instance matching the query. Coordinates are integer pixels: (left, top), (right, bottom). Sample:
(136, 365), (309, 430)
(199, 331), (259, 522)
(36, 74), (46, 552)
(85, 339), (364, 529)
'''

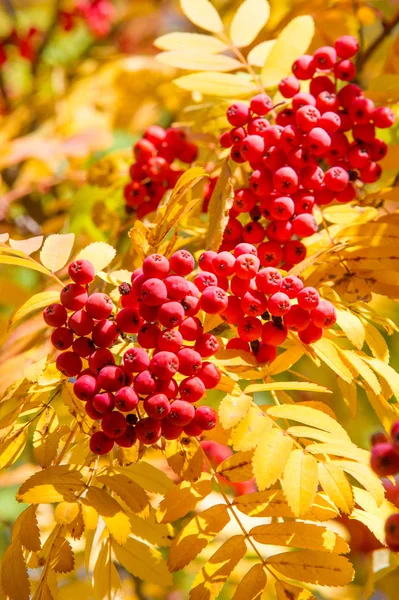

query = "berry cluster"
(124, 126), (198, 217)
(370, 423), (399, 551)
(219, 35), (395, 268)
(59, 0), (115, 37)
(196, 243), (336, 362)
(43, 251), (220, 456)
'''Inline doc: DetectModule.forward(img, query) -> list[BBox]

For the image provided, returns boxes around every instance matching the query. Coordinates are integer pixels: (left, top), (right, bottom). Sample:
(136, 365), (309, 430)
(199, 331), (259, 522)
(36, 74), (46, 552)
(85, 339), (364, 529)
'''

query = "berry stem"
(319, 210), (352, 275)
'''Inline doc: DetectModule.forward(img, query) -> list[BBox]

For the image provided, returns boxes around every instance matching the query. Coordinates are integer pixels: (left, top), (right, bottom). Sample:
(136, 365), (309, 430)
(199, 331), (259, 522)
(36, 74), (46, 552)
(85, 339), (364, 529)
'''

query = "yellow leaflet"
(248, 40), (276, 67)
(232, 564), (266, 599)
(0, 395), (23, 430)
(168, 504), (230, 572)
(93, 540), (122, 600)
(286, 426), (338, 443)
(97, 474), (149, 516)
(275, 581), (316, 600)
(189, 535), (247, 599)
(8, 290), (60, 330)
(116, 461), (173, 494)
(231, 406), (273, 451)
(364, 322), (389, 363)
(75, 242), (116, 273)
(261, 16), (314, 86)
(364, 357), (399, 401)
(233, 489), (338, 521)
(252, 428), (293, 491)
(332, 460), (384, 506)
(180, 0), (224, 34)
(214, 348), (257, 366)
(81, 504), (98, 530)
(68, 510), (85, 540)
(174, 72), (257, 97)
(320, 462), (354, 515)
(267, 344), (305, 375)
(1, 541), (30, 600)
(85, 487), (131, 545)
(113, 536), (173, 586)
(155, 32), (228, 53)
(282, 449), (318, 518)
(156, 477), (213, 524)
(116, 442), (145, 467)
(230, 0), (270, 48)
(312, 337), (353, 383)
(40, 233), (75, 273)
(54, 502), (80, 525)
(216, 450), (253, 482)
(250, 521), (349, 553)
(365, 389), (397, 432)
(338, 378), (357, 418)
(12, 506), (41, 552)
(0, 427), (27, 470)
(9, 236), (43, 255)
(335, 309), (365, 350)
(128, 220), (150, 262)
(267, 404), (351, 442)
(157, 51), (241, 72)
(33, 406), (60, 468)
(244, 381), (331, 394)
(97, 268), (132, 286)
(323, 204), (378, 225)
(266, 550), (354, 587)
(206, 158), (234, 251)
(17, 466), (84, 504)
(0, 254), (51, 277)
(128, 513), (173, 547)
(351, 486), (398, 544)
(49, 537), (75, 573)
(307, 442), (369, 463)
(218, 393), (252, 429)
(165, 437), (204, 482)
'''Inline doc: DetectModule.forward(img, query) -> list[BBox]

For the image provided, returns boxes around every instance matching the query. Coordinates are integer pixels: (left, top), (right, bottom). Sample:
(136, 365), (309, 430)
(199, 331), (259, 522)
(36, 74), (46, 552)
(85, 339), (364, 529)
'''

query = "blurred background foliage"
(0, 0), (399, 598)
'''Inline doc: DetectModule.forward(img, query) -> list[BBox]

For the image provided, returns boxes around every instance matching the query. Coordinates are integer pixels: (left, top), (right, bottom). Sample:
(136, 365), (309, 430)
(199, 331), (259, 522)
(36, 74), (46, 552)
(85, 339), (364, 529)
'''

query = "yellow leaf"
(266, 550), (354, 586)
(337, 378), (358, 418)
(216, 450), (254, 482)
(75, 242), (116, 273)
(12, 506), (41, 552)
(33, 406), (60, 468)
(339, 349), (381, 394)
(218, 393), (251, 429)
(275, 581), (315, 600)
(206, 158), (234, 251)
(189, 535), (247, 599)
(267, 404), (351, 442)
(93, 540), (122, 600)
(8, 290), (60, 330)
(267, 345), (304, 375)
(336, 309), (365, 350)
(112, 537), (173, 586)
(244, 381), (331, 394)
(174, 72), (257, 97)
(317, 463), (354, 514)
(165, 437), (204, 482)
(128, 220), (150, 262)
(230, 0), (270, 47)
(1, 541), (30, 600)
(117, 461), (173, 494)
(232, 564), (266, 599)
(332, 460), (384, 506)
(97, 474), (149, 516)
(250, 521), (349, 553)
(17, 466), (84, 504)
(62, 382), (95, 435)
(85, 487), (131, 545)
(9, 236), (43, 255)
(54, 502), (80, 525)
(157, 51), (241, 71)
(155, 32), (228, 52)
(282, 449), (318, 517)
(231, 406), (273, 451)
(233, 489), (338, 521)
(364, 357), (399, 402)
(49, 537), (74, 573)
(364, 322), (389, 363)
(261, 16), (314, 87)
(312, 338), (353, 383)
(286, 426), (338, 443)
(351, 486), (397, 544)
(252, 428), (293, 490)
(247, 40), (276, 67)
(81, 504), (98, 530)
(0, 254), (51, 276)
(180, 0), (224, 33)
(168, 504), (230, 571)
(40, 233), (75, 273)
(128, 512), (172, 547)
(156, 477), (213, 524)
(306, 442), (369, 463)
(0, 428), (27, 469)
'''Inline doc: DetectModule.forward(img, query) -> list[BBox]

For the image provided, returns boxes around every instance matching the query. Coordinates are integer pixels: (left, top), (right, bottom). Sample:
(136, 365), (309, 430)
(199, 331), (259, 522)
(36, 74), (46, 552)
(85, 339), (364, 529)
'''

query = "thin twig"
(357, 9), (399, 71)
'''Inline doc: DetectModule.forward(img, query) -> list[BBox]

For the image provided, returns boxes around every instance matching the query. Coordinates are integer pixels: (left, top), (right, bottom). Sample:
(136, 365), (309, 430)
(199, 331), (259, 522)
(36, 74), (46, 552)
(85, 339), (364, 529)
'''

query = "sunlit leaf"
(230, 0), (270, 48)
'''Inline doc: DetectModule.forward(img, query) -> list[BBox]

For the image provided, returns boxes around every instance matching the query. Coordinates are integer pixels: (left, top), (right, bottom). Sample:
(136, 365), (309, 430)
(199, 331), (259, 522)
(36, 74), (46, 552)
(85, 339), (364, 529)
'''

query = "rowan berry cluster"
(59, 0), (115, 37)
(370, 423), (399, 551)
(43, 251), (219, 456)
(197, 243), (336, 363)
(124, 126), (198, 217)
(219, 35), (395, 268)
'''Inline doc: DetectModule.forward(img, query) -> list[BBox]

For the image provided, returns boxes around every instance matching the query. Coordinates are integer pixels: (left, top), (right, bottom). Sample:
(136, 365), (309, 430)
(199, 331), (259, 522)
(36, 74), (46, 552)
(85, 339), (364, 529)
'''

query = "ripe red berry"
(284, 240), (306, 265)
(284, 305), (311, 332)
(123, 348), (150, 372)
(93, 391), (115, 414)
(142, 253), (170, 279)
(164, 275), (190, 300)
(200, 286), (228, 315)
(318, 111), (341, 134)
(292, 214), (318, 238)
(86, 293), (113, 319)
(279, 76), (300, 98)
(68, 259), (95, 285)
(292, 54), (316, 80)
(311, 300), (336, 328)
(298, 323), (323, 344)
(60, 283), (88, 311)
(90, 431), (114, 455)
(89, 348), (115, 372)
(169, 249), (195, 276)
(144, 124), (166, 147)
(234, 254), (260, 280)
(134, 138), (156, 163)
(370, 443), (399, 477)
(97, 365), (125, 392)
(168, 400), (195, 426)
(226, 338), (250, 352)
(295, 105), (320, 132)
(324, 166), (349, 192)
(198, 362), (220, 389)
(150, 351), (179, 380)
(254, 342), (277, 364)
(56, 351), (82, 377)
(102, 411), (127, 439)
(273, 167), (299, 194)
(162, 419), (183, 440)
(237, 316), (262, 342)
(73, 374), (99, 401)
(372, 106), (395, 129)
(43, 303), (68, 327)
(92, 320), (118, 348)
(256, 267), (282, 294)
(114, 386), (138, 411)
(334, 59), (356, 81)
(335, 35), (359, 59)
(141, 278), (168, 306)
(220, 131), (232, 148)
(157, 327), (182, 353)
(136, 417), (162, 445)
(359, 162), (382, 183)
(179, 377), (206, 403)
(370, 431), (389, 446)
(51, 327), (73, 350)
(144, 393), (171, 420)
(281, 275), (304, 299)
(226, 103), (250, 126)
(240, 135), (265, 163)
(385, 513), (399, 552)
(305, 127), (331, 155)
(116, 425), (137, 448)
(179, 317), (203, 341)
(268, 292), (291, 317)
(176, 348), (202, 376)
(134, 370), (156, 395)
(297, 287), (320, 310)
(68, 310), (94, 336)
(262, 320), (288, 346)
(194, 333), (220, 357)
(269, 196), (295, 221)
(193, 406), (217, 430)
(241, 290), (267, 317)
(257, 242), (284, 267)
(183, 422), (204, 436)
(313, 46), (337, 70)
(250, 93), (273, 116)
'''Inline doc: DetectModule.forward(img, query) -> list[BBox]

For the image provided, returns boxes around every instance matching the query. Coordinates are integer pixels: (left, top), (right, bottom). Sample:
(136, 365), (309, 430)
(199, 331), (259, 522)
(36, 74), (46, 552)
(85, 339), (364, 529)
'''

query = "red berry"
(248, 118), (270, 136)
(134, 138), (156, 163)
(43, 303), (68, 327)
(273, 167), (299, 194)
(92, 320), (118, 347)
(150, 351), (179, 380)
(292, 214), (318, 238)
(158, 301), (185, 328)
(164, 275), (190, 300)
(226, 103), (250, 126)
(114, 386), (139, 411)
(335, 35), (359, 59)
(140, 278), (168, 306)
(240, 135), (265, 163)
(156, 378), (178, 399)
(116, 306), (142, 334)
(90, 431), (114, 455)
(313, 46), (336, 69)
(220, 131), (232, 148)
(233, 188), (257, 213)
(144, 124), (166, 147)
(144, 393), (171, 420)
(93, 391), (115, 414)
(292, 55), (316, 80)
(297, 287), (320, 310)
(136, 417), (162, 445)
(68, 259), (95, 285)
(51, 327), (73, 350)
(157, 328), (182, 353)
(254, 342), (277, 364)
(324, 166), (349, 192)
(234, 254), (260, 280)
(134, 370), (157, 395)
(97, 365), (125, 392)
(311, 300), (336, 328)
(176, 348), (202, 376)
(262, 320), (287, 346)
(334, 60), (356, 81)
(200, 286), (228, 315)
(318, 111), (341, 134)
(102, 411), (127, 439)
(241, 290), (267, 317)
(359, 162), (382, 183)
(250, 93), (272, 116)
(256, 267), (282, 294)
(56, 351), (82, 377)
(198, 362), (220, 389)
(234, 243), (257, 258)
(89, 348), (115, 372)
(370, 443), (399, 477)
(284, 240), (306, 265)
(257, 242), (283, 267)
(194, 271), (218, 292)
(68, 310), (94, 336)
(237, 316), (262, 342)
(372, 106), (395, 129)
(281, 275), (304, 299)
(116, 425), (137, 448)
(226, 338), (250, 351)
(242, 221), (265, 244)
(298, 323), (323, 344)
(385, 514), (399, 552)
(309, 76), (335, 97)
(371, 431), (389, 446)
(194, 333), (220, 357)
(86, 293), (113, 319)
(183, 422), (204, 436)
(295, 105), (320, 132)
(181, 295), (200, 317)
(73, 374), (99, 401)
(179, 377), (206, 403)
(123, 348), (149, 373)
(284, 304), (311, 331)
(305, 127), (331, 155)
(279, 76), (300, 98)
(162, 419), (183, 440)
(349, 97), (375, 124)
(168, 400), (195, 426)
(179, 317), (203, 342)
(268, 292), (291, 317)
(60, 284), (88, 311)
(193, 406), (217, 430)
(169, 249), (195, 276)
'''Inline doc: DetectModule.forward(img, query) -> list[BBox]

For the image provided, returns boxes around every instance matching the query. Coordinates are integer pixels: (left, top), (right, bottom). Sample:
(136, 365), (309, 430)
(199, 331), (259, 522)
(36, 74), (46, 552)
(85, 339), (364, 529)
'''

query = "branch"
(31, 0), (62, 75)
(357, 10), (399, 70)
